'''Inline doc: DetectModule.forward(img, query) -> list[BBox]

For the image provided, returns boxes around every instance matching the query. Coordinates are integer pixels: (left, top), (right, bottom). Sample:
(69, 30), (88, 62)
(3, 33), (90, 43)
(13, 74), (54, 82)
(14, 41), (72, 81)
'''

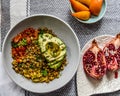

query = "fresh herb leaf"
(30, 64), (35, 69)
(18, 63), (22, 67)
(41, 70), (48, 76)
(40, 30), (44, 34)
(11, 42), (18, 48)
(18, 38), (27, 46)
(38, 28), (44, 35)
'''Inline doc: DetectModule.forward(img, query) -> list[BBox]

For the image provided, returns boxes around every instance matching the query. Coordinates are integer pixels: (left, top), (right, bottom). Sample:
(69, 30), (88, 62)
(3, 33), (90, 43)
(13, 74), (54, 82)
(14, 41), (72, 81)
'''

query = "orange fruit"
(77, 0), (91, 7)
(89, 0), (103, 16)
(70, 0), (89, 12)
(72, 11), (91, 20)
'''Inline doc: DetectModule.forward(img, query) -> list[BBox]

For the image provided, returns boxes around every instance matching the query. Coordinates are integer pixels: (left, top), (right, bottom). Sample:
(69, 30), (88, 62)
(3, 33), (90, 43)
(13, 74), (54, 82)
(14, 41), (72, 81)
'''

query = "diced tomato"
(13, 34), (22, 43)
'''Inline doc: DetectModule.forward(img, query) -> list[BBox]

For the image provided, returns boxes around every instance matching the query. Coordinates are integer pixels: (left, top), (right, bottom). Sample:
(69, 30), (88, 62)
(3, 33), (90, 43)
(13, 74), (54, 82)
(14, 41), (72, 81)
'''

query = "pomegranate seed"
(108, 44), (115, 51)
(114, 71), (118, 79)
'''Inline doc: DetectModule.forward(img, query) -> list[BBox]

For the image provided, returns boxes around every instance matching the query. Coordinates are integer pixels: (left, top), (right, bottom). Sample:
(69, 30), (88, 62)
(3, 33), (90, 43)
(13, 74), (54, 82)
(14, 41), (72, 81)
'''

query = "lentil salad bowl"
(11, 27), (67, 83)
(2, 14), (80, 93)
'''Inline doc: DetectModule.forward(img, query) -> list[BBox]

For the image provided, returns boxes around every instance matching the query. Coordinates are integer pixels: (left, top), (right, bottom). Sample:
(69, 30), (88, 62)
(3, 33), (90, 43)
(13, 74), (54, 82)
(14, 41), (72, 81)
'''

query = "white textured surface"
(77, 35), (120, 96)
(10, 0), (27, 27)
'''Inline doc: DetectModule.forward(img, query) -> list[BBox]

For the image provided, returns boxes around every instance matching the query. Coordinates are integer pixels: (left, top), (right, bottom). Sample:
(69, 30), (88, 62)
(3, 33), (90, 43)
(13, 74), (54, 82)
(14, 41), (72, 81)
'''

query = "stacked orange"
(70, 0), (103, 20)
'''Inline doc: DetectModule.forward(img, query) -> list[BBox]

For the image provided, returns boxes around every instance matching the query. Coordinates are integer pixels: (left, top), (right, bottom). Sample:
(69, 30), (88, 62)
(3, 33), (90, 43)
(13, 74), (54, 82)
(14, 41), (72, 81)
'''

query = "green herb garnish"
(11, 42), (18, 48)
(41, 70), (48, 76)
(18, 38), (27, 46)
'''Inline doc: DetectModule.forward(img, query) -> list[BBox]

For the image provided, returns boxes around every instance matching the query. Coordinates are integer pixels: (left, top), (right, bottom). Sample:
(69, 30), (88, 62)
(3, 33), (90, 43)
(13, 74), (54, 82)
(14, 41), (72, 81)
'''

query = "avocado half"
(38, 33), (66, 69)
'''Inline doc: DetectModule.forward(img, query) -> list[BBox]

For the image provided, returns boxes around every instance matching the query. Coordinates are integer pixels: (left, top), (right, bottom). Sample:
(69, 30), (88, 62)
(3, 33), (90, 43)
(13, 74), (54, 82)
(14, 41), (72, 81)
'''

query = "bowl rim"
(2, 14), (81, 93)
(69, 0), (107, 24)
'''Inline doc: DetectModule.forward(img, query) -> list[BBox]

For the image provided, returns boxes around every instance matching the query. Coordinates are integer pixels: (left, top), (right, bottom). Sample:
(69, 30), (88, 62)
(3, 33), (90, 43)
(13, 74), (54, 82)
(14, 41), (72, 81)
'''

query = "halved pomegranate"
(83, 40), (106, 79)
(103, 33), (120, 72)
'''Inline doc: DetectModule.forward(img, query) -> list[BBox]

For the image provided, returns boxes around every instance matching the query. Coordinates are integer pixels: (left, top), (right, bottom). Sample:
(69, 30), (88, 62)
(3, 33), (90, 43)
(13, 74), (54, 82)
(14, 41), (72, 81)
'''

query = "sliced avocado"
(48, 55), (64, 66)
(43, 46), (66, 62)
(38, 33), (66, 62)
(38, 33), (56, 52)
(50, 61), (62, 70)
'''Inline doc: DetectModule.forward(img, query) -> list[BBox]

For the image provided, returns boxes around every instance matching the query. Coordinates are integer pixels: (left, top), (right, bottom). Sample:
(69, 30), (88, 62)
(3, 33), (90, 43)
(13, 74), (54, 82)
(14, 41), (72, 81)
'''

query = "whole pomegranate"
(83, 40), (107, 79)
(103, 34), (120, 72)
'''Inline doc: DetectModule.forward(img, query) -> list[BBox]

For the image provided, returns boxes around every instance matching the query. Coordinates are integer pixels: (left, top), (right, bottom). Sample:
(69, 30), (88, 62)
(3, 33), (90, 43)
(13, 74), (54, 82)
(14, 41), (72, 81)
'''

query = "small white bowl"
(70, 0), (107, 24)
(2, 14), (81, 93)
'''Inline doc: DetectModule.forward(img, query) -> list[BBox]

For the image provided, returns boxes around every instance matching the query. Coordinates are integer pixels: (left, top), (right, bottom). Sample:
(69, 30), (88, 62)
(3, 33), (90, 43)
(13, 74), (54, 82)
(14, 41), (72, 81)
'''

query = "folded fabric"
(0, 52), (24, 96)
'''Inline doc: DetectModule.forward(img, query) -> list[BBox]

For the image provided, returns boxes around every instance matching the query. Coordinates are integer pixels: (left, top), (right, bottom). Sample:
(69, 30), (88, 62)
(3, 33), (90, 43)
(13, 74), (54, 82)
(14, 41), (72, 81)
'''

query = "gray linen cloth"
(1, 0), (120, 96)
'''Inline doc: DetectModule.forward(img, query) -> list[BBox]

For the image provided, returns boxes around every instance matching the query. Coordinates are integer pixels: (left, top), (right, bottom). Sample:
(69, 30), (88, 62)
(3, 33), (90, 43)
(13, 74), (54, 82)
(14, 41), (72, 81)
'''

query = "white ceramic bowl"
(2, 14), (81, 93)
